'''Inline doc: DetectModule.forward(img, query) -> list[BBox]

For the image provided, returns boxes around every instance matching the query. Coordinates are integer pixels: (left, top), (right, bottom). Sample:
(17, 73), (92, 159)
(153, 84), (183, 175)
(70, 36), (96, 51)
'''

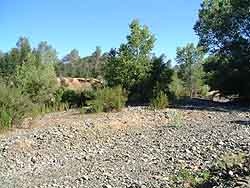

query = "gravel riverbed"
(0, 107), (249, 188)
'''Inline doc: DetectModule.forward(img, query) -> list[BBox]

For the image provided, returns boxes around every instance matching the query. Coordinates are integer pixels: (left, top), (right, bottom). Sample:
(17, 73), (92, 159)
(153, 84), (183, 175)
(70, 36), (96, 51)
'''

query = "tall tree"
(147, 55), (174, 99)
(93, 46), (102, 75)
(62, 49), (80, 64)
(16, 37), (32, 64)
(36, 41), (58, 64)
(104, 19), (156, 95)
(175, 43), (205, 97)
(0, 51), (3, 58)
(194, 0), (250, 98)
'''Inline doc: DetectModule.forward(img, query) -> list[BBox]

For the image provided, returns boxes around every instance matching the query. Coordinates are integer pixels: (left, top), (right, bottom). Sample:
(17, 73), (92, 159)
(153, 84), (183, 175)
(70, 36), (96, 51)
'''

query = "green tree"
(0, 51), (3, 58)
(148, 55), (174, 98)
(169, 71), (185, 99)
(175, 43), (206, 97)
(0, 83), (33, 128)
(62, 49), (80, 64)
(16, 62), (58, 104)
(16, 37), (32, 64)
(194, 0), (250, 98)
(57, 47), (106, 78)
(103, 19), (156, 101)
(36, 41), (58, 64)
(91, 46), (103, 77)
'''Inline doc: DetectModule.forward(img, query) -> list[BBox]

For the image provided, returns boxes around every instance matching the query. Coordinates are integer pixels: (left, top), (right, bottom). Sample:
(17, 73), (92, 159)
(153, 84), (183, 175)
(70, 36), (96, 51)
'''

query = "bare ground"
(0, 106), (250, 188)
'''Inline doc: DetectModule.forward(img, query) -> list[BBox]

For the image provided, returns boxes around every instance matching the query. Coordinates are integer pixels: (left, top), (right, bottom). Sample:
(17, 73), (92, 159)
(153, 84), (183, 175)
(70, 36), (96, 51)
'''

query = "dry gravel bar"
(0, 107), (250, 188)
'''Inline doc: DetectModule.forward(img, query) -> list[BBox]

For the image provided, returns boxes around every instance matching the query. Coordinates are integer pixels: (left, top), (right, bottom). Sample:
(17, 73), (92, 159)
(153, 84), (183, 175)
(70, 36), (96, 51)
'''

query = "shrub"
(169, 72), (187, 99)
(171, 153), (249, 188)
(150, 91), (169, 109)
(213, 153), (246, 172)
(0, 111), (12, 128)
(87, 86), (127, 113)
(16, 62), (58, 105)
(168, 110), (184, 128)
(61, 89), (95, 108)
(61, 90), (80, 108)
(0, 83), (33, 128)
(172, 168), (211, 188)
(31, 102), (69, 117)
(200, 84), (210, 97)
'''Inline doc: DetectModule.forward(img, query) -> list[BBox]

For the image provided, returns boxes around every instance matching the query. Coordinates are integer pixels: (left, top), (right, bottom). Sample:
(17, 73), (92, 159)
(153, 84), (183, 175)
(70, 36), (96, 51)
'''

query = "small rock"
(102, 184), (112, 188)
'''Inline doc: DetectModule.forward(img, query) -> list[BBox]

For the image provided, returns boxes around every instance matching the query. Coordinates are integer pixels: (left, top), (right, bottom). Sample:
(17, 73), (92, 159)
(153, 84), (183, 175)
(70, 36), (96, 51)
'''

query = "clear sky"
(0, 0), (202, 61)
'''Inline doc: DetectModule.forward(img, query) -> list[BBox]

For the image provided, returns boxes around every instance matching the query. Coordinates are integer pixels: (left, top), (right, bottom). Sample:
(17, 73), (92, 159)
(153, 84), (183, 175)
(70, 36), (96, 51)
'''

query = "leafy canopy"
(103, 19), (156, 91)
(194, 0), (250, 98)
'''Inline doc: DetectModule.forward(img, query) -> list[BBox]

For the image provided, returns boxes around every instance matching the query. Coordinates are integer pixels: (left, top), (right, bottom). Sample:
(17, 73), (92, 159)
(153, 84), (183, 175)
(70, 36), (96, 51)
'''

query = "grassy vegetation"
(1, 0), (249, 129)
(150, 91), (169, 110)
(168, 110), (184, 128)
(171, 153), (250, 188)
(87, 86), (127, 113)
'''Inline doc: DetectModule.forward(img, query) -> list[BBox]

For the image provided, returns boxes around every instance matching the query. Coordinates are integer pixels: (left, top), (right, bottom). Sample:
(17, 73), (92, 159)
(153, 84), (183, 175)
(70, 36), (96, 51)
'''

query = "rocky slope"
(0, 107), (249, 188)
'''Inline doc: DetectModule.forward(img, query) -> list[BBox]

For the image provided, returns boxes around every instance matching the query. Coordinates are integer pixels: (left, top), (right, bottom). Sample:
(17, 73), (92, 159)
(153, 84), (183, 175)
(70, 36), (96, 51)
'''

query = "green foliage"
(87, 86), (127, 113)
(55, 47), (105, 78)
(35, 41), (58, 64)
(172, 168), (211, 188)
(169, 72), (186, 99)
(175, 43), (207, 98)
(148, 55), (174, 99)
(0, 83), (33, 128)
(200, 84), (210, 97)
(16, 61), (58, 104)
(60, 89), (95, 108)
(61, 90), (81, 108)
(171, 153), (250, 188)
(0, 111), (12, 128)
(213, 153), (246, 171)
(31, 102), (69, 117)
(0, 37), (64, 128)
(103, 20), (175, 103)
(194, 0), (250, 98)
(150, 91), (169, 109)
(0, 51), (18, 83)
(16, 37), (32, 64)
(168, 110), (183, 128)
(103, 20), (156, 102)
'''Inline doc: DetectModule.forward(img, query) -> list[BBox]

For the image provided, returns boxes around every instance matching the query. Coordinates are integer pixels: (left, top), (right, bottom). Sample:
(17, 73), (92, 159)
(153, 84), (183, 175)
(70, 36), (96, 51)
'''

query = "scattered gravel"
(0, 106), (249, 188)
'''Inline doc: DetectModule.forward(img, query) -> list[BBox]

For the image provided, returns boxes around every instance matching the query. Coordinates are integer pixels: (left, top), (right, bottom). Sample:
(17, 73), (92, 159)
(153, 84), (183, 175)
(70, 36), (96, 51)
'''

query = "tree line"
(0, 0), (249, 128)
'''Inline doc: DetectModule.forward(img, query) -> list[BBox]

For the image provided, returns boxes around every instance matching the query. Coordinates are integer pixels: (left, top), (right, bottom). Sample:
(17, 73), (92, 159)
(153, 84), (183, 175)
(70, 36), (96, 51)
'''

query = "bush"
(61, 89), (95, 108)
(169, 72), (187, 99)
(150, 91), (169, 109)
(200, 84), (210, 97)
(168, 110), (183, 128)
(16, 62), (58, 105)
(0, 84), (33, 128)
(87, 86), (127, 113)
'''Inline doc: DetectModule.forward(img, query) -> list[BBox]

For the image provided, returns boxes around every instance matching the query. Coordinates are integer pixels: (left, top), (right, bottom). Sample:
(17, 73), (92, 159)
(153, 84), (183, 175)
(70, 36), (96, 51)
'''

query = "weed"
(150, 91), (169, 109)
(168, 110), (184, 128)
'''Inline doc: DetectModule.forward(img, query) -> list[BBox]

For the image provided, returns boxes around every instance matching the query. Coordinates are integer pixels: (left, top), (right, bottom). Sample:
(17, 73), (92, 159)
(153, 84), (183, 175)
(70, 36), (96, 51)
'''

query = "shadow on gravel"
(230, 120), (250, 126)
(172, 98), (250, 113)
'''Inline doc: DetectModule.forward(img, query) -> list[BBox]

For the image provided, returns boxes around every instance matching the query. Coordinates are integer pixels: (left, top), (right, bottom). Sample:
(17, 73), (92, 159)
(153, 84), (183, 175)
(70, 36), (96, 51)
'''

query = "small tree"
(103, 19), (156, 101)
(169, 71), (186, 99)
(150, 91), (169, 109)
(87, 86), (127, 112)
(175, 43), (206, 98)
(0, 83), (33, 128)
(16, 61), (58, 105)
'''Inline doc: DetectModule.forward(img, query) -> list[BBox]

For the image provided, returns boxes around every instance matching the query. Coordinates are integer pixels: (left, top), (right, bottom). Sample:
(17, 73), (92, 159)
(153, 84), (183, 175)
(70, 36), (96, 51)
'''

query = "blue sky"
(0, 0), (202, 61)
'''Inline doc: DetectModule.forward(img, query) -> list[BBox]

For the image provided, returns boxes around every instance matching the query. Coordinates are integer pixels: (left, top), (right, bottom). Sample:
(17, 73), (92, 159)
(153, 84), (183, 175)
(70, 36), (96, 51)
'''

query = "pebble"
(0, 107), (249, 188)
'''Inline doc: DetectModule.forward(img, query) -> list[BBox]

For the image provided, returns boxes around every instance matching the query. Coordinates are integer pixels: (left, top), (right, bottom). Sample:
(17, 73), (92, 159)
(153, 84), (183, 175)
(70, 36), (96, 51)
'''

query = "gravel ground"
(0, 106), (249, 188)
